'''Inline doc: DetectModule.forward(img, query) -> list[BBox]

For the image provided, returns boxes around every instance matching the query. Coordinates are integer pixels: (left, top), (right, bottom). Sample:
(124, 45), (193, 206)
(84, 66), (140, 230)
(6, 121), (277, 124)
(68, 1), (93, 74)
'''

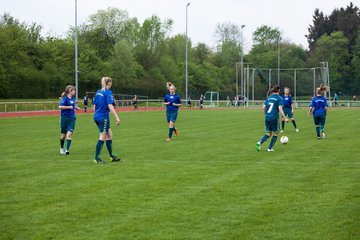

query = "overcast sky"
(1, 0), (355, 52)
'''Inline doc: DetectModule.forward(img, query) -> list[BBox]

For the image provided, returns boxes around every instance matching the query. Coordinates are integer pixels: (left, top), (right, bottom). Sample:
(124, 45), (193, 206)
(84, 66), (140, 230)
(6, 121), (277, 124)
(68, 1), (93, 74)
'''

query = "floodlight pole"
(185, 3), (190, 102)
(312, 68), (316, 97)
(320, 62), (326, 98)
(240, 25), (245, 97)
(277, 36), (280, 86)
(74, 0), (79, 102)
(326, 61), (330, 102)
(235, 62), (239, 98)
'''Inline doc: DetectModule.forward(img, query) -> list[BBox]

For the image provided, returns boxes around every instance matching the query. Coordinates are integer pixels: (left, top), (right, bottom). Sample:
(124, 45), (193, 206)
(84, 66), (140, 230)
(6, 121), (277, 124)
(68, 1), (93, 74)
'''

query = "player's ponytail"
(272, 85), (280, 93)
(267, 85), (280, 96)
(316, 84), (329, 95)
(61, 85), (75, 98)
(166, 82), (175, 90)
(101, 77), (112, 89)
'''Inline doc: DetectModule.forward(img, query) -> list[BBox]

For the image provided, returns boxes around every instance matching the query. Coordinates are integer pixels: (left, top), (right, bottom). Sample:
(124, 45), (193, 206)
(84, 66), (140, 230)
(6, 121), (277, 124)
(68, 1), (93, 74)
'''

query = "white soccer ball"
(280, 136), (289, 144)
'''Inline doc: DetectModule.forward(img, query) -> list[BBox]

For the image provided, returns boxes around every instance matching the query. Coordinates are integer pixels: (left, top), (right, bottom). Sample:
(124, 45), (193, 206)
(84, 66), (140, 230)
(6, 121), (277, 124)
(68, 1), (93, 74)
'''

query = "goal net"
(240, 66), (330, 107)
(204, 91), (219, 107)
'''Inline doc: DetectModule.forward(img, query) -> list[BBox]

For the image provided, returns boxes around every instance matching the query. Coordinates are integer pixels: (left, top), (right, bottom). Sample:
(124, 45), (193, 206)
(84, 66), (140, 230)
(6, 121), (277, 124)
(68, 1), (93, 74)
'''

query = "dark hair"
(267, 85), (280, 96)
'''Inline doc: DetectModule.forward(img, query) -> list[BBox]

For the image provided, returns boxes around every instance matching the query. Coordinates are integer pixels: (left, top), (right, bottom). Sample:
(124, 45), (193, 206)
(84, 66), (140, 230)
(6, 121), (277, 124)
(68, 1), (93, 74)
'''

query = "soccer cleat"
(174, 128), (178, 137)
(60, 148), (65, 155)
(94, 159), (106, 164)
(256, 142), (261, 152)
(110, 156), (121, 162)
(166, 138), (171, 141)
(317, 136), (321, 139)
(295, 128), (300, 132)
(321, 132), (325, 138)
(267, 148), (275, 152)
(279, 130), (284, 133)
(65, 151), (70, 155)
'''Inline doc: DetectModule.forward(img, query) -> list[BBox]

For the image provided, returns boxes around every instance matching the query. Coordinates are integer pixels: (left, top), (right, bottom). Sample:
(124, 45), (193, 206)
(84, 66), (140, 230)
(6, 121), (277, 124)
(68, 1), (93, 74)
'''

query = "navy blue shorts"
(166, 110), (178, 123)
(283, 108), (293, 118)
(95, 118), (110, 133)
(313, 114), (326, 127)
(60, 116), (76, 134)
(265, 118), (279, 133)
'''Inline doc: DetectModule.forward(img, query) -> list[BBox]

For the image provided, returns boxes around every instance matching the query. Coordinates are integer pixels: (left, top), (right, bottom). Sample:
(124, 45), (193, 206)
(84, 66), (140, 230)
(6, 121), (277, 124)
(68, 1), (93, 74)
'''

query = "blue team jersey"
(282, 95), (293, 108)
(164, 93), (181, 111)
(59, 96), (76, 119)
(93, 89), (115, 121)
(310, 96), (328, 115)
(264, 94), (284, 120)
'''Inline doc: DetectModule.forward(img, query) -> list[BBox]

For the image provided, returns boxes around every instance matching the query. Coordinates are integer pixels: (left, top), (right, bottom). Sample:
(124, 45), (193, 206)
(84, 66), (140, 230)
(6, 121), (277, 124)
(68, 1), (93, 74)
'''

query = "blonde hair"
(61, 85), (75, 98)
(166, 82), (175, 90)
(101, 77), (112, 89)
(316, 84), (329, 95)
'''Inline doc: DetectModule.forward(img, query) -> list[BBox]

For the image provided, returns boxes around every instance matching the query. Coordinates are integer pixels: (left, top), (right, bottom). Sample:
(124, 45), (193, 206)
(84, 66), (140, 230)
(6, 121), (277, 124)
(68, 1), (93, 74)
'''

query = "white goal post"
(204, 91), (219, 107)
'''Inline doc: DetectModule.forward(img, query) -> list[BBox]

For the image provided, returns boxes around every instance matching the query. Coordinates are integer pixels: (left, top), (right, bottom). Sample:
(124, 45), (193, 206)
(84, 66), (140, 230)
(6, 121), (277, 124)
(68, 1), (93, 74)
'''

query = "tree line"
(0, 2), (359, 99)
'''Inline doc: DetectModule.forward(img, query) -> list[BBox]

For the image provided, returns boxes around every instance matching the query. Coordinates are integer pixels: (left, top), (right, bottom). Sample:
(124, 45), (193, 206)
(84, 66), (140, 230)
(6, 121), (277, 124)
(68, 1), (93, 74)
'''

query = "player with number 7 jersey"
(256, 85), (288, 152)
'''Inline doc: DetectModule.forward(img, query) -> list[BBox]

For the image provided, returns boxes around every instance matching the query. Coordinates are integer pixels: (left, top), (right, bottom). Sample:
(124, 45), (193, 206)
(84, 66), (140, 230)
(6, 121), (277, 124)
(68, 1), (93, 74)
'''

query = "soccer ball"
(280, 136), (289, 144)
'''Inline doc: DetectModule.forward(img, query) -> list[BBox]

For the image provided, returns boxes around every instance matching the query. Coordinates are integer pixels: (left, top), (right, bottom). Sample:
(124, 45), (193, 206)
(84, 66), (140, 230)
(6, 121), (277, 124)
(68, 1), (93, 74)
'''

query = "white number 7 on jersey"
(267, 102), (274, 113)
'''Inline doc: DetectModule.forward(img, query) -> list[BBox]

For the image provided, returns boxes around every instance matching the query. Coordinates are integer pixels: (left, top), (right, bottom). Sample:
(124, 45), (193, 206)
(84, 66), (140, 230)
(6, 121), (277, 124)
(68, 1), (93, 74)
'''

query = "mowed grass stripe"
(0, 109), (359, 239)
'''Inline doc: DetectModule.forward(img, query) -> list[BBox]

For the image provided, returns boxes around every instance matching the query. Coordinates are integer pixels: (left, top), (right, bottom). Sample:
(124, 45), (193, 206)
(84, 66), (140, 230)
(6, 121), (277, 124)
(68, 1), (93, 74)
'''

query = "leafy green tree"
(111, 40), (144, 93)
(308, 31), (351, 92)
(351, 30), (360, 93)
(307, 3), (360, 52)
(192, 43), (211, 64)
(306, 9), (330, 51)
(134, 15), (173, 70)
(253, 25), (281, 46)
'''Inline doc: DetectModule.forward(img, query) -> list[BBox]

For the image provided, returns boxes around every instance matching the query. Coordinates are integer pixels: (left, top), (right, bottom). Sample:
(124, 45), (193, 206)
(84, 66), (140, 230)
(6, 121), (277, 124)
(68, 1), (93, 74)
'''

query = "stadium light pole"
(320, 61), (331, 101)
(185, 2), (190, 102)
(240, 25), (245, 97)
(74, 0), (79, 102)
(326, 61), (331, 102)
(277, 36), (280, 86)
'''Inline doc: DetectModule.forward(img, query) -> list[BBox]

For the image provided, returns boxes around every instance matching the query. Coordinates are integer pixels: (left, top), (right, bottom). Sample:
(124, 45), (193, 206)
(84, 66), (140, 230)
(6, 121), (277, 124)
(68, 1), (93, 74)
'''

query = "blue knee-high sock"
(106, 140), (113, 157)
(315, 126), (320, 137)
(292, 120), (297, 128)
(66, 139), (72, 151)
(268, 136), (278, 149)
(281, 121), (285, 130)
(95, 140), (105, 160)
(260, 135), (270, 144)
(169, 128), (174, 138)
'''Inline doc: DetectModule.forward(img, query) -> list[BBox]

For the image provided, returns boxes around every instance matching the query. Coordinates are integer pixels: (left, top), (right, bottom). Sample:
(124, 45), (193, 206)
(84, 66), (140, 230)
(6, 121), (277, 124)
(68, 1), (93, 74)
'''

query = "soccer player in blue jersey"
(59, 85), (80, 155)
(308, 84), (329, 139)
(256, 85), (288, 152)
(164, 82), (181, 141)
(93, 77), (121, 163)
(199, 94), (204, 110)
(280, 87), (299, 133)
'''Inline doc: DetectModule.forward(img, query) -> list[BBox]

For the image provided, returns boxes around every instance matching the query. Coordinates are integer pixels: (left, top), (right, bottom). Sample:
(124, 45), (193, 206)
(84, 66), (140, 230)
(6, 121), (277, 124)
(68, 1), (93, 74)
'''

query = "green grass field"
(1, 109), (359, 239)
